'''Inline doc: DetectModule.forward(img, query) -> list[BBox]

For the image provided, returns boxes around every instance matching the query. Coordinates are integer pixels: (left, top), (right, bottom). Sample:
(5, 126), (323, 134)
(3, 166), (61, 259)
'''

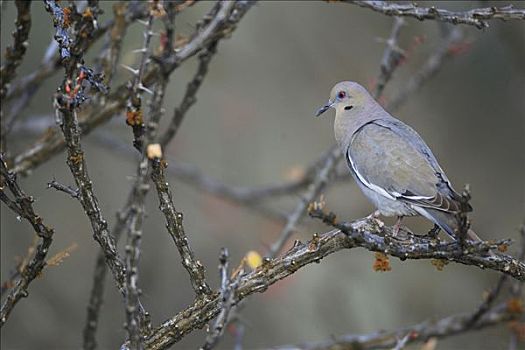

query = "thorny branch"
(122, 3), (168, 347)
(2, 1), (523, 349)
(150, 158), (212, 297)
(143, 215), (524, 350)
(273, 302), (519, 350)
(0, 154), (54, 327)
(347, 1), (525, 29)
(44, 0), (129, 303)
(11, 0), (254, 176)
(274, 228), (525, 350)
(0, 0), (32, 154)
(201, 248), (242, 350)
(374, 17), (405, 98)
(309, 208), (525, 280)
(83, 2), (245, 348)
(159, 42), (218, 146)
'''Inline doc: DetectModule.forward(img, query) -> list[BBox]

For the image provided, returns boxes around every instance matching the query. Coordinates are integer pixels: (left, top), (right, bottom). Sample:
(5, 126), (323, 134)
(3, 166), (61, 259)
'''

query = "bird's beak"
(315, 100), (334, 117)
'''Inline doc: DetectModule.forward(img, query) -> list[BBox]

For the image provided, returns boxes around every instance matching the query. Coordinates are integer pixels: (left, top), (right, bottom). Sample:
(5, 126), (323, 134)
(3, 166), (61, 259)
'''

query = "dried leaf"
(46, 243), (78, 267)
(507, 298), (524, 314)
(497, 243), (508, 253)
(245, 250), (263, 270)
(373, 252), (391, 272)
(431, 259), (449, 271)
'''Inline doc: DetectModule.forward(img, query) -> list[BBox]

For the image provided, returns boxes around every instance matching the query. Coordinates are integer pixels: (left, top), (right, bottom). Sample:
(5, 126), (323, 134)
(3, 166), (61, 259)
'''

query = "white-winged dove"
(316, 81), (482, 241)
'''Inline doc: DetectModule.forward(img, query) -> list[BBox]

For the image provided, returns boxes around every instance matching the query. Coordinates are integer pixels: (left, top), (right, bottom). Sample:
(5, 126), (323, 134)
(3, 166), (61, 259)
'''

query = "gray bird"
(316, 81), (481, 241)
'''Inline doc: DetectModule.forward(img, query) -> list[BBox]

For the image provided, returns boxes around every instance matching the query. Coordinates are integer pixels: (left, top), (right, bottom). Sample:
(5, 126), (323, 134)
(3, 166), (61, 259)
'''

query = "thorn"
(121, 64), (139, 75)
(148, 31), (160, 37)
(138, 84), (154, 95)
(137, 19), (149, 26)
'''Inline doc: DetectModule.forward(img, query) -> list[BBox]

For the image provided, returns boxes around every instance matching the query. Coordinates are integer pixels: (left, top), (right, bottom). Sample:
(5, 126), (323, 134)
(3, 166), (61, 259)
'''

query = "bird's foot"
(365, 210), (384, 228)
(392, 216), (403, 237)
(427, 224), (441, 239)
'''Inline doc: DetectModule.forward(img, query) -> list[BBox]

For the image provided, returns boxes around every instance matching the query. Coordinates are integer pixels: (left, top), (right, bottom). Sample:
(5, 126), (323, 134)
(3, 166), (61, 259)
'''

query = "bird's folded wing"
(347, 120), (461, 213)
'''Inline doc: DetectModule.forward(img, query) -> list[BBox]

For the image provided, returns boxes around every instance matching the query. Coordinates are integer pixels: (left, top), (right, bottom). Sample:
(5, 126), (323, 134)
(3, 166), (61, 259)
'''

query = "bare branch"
(272, 302), (517, 350)
(159, 41), (218, 147)
(375, 17), (405, 98)
(347, 1), (525, 29)
(0, 154), (54, 327)
(0, 0), (32, 154)
(268, 146), (340, 258)
(388, 27), (463, 111)
(44, 0), (129, 304)
(150, 158), (212, 297)
(309, 208), (525, 280)
(11, 0), (254, 176)
(201, 248), (242, 350)
(143, 214), (524, 349)
(82, 207), (130, 350)
(47, 178), (79, 198)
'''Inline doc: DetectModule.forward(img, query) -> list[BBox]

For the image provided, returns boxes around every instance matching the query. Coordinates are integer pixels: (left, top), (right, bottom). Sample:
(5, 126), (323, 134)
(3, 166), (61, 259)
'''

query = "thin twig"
(0, 0), (32, 154)
(268, 146), (340, 258)
(96, 1), (131, 86)
(201, 248), (242, 350)
(125, 4), (155, 152)
(159, 41), (218, 146)
(465, 274), (507, 327)
(90, 130), (290, 223)
(0, 154), (54, 327)
(272, 302), (517, 350)
(82, 207), (131, 350)
(346, 1), (525, 29)
(150, 158), (212, 297)
(375, 17), (405, 98)
(388, 27), (463, 111)
(47, 178), (79, 198)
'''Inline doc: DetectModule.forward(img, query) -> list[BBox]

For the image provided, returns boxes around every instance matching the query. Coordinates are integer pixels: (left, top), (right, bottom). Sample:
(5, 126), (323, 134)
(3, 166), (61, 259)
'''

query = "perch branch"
(142, 215), (524, 349)
(309, 208), (525, 280)
(346, 1), (525, 29)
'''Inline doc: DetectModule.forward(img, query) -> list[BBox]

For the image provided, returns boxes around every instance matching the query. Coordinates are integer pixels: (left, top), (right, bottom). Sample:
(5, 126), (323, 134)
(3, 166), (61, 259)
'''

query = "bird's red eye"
(337, 91), (346, 99)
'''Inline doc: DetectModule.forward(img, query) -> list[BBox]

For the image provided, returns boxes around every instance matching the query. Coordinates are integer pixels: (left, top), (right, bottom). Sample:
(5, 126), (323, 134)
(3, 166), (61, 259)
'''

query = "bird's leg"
(427, 224), (441, 239)
(365, 210), (381, 220)
(392, 216), (403, 236)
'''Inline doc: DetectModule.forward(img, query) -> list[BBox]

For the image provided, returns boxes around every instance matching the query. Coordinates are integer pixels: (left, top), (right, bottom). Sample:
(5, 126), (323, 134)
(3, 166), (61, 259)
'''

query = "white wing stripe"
(347, 154), (396, 200)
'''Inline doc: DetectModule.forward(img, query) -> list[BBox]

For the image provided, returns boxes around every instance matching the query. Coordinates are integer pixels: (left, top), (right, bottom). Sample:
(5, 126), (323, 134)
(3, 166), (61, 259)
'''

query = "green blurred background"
(1, 1), (524, 349)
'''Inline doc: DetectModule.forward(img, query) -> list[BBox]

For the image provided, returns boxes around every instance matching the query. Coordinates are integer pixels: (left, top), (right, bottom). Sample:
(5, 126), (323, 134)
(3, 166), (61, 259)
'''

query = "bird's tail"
(419, 208), (482, 242)
(416, 205), (495, 256)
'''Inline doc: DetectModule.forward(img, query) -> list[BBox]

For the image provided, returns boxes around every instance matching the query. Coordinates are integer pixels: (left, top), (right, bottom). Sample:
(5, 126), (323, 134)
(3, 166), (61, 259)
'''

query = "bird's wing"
(347, 120), (463, 213)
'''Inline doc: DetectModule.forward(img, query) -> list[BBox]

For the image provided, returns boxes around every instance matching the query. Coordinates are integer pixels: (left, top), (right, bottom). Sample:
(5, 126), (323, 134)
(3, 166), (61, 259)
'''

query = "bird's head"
(315, 81), (371, 117)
